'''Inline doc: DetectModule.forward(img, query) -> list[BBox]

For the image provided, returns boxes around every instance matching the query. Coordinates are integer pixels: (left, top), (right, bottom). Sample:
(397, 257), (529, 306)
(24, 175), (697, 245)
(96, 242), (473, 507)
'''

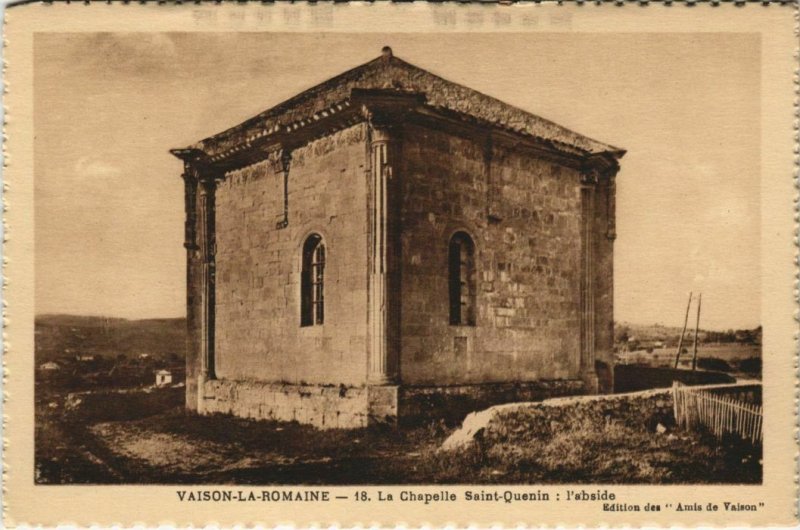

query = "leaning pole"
(674, 292), (693, 369)
(691, 293), (703, 371)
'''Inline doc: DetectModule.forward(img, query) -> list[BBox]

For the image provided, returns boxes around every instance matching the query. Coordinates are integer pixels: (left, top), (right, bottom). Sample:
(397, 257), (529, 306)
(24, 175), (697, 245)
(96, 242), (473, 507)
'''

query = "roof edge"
(172, 50), (626, 161)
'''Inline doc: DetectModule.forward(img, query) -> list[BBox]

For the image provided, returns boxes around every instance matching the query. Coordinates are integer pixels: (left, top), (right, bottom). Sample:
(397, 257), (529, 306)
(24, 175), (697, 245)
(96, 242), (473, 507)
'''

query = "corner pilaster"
(173, 150), (224, 412)
(580, 169), (598, 393)
(596, 166), (619, 394)
(197, 173), (218, 383)
(366, 118), (401, 388)
(181, 164), (200, 411)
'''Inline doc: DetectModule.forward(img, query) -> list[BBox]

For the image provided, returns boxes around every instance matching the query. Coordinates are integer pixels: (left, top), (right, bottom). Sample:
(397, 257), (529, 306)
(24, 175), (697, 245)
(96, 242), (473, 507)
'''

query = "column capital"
(197, 175), (218, 198)
(580, 168), (600, 187)
(370, 123), (395, 144)
(267, 146), (293, 174)
(363, 106), (401, 137)
(358, 94), (417, 137)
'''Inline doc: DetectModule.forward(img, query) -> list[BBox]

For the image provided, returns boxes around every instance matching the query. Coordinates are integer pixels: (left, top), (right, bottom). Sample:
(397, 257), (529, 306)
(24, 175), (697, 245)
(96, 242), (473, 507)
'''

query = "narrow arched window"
(301, 234), (325, 326)
(449, 232), (476, 326)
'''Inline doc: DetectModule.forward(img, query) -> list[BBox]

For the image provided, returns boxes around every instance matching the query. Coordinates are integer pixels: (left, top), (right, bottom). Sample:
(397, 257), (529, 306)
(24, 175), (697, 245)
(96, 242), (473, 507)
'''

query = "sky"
(34, 32), (761, 330)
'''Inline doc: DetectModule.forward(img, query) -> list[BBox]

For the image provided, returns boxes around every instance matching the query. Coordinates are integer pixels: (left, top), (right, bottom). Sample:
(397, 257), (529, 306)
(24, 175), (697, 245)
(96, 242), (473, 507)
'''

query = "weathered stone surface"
(367, 385), (399, 425)
(202, 379), (369, 430)
(399, 123), (592, 385)
(213, 124), (369, 386)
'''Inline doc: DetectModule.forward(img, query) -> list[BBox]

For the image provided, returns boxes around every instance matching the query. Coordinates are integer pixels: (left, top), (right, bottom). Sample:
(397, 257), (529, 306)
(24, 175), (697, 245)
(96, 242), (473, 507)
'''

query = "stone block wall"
(202, 379), (370, 429)
(398, 122), (587, 385)
(213, 124), (369, 386)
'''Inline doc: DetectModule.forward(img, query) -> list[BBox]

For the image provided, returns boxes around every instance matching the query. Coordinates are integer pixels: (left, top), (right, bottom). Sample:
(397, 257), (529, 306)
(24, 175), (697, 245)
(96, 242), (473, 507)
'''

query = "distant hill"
(35, 314), (186, 363)
(615, 321), (761, 346)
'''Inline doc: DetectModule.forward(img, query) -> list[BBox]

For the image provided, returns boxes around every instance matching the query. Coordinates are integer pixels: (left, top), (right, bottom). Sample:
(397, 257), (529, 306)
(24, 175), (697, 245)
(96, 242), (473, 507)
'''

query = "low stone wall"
(442, 387), (675, 450)
(614, 364), (735, 393)
(442, 382), (761, 450)
(201, 379), (369, 429)
(400, 380), (585, 425)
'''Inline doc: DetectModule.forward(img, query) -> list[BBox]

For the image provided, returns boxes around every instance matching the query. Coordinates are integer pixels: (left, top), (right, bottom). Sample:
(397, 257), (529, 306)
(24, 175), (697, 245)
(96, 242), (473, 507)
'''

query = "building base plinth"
(367, 385), (399, 426)
(201, 379), (369, 429)
(581, 371), (600, 395)
(197, 379), (586, 429)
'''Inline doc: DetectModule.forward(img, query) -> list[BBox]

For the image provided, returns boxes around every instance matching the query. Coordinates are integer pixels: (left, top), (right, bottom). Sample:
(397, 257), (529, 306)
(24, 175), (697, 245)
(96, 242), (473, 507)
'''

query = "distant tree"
(738, 357), (762, 375)
(616, 325), (630, 344)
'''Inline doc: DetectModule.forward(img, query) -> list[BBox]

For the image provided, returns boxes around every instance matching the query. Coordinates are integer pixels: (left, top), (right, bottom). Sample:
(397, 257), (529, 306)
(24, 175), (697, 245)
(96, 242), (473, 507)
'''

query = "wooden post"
(674, 292), (693, 368)
(691, 293), (702, 371)
(737, 401), (741, 436)
(756, 407), (763, 442)
(672, 381), (679, 425)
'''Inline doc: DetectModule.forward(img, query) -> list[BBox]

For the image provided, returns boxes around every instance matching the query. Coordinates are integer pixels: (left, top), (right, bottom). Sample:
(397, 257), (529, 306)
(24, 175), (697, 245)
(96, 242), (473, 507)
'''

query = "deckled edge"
(0, 2), (796, 529)
(2, 1), (10, 528)
(793, 0), (799, 525)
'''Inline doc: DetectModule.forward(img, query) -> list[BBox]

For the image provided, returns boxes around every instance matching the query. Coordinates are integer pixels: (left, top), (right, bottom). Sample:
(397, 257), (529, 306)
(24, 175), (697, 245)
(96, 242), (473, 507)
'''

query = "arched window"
(301, 234), (325, 326)
(449, 231), (476, 326)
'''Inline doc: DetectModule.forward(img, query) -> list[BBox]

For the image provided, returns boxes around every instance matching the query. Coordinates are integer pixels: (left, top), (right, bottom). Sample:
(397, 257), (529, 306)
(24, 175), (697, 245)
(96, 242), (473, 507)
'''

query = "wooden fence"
(672, 383), (763, 444)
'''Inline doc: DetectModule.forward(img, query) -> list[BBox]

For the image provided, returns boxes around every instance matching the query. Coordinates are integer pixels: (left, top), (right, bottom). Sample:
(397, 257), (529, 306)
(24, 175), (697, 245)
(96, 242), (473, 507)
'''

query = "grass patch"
(422, 409), (761, 484)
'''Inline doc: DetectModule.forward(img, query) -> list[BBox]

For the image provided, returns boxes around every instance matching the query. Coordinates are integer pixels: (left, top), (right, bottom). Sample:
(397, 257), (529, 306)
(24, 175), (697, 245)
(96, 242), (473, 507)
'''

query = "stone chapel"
(171, 47), (625, 428)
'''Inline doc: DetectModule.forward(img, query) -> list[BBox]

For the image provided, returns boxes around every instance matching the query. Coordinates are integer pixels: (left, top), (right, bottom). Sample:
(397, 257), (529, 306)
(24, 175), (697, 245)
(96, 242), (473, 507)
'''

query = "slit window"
(301, 234), (325, 326)
(449, 232), (476, 326)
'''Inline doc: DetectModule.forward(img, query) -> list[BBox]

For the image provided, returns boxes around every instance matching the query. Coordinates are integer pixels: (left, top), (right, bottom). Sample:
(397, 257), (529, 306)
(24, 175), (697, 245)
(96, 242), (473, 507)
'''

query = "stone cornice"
(171, 89), (624, 176)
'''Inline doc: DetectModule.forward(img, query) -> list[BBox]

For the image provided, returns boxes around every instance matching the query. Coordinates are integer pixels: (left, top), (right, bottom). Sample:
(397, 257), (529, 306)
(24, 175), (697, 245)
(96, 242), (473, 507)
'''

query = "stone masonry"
(171, 47), (624, 428)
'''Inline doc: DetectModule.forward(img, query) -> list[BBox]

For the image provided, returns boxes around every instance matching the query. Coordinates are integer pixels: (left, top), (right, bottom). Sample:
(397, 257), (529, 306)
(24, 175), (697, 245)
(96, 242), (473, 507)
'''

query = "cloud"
(45, 33), (180, 78)
(74, 156), (123, 179)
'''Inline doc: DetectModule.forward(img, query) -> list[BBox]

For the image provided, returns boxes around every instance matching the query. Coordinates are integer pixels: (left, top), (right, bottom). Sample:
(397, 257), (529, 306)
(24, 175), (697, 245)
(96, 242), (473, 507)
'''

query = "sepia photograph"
(5, 2), (798, 526)
(31, 30), (767, 487)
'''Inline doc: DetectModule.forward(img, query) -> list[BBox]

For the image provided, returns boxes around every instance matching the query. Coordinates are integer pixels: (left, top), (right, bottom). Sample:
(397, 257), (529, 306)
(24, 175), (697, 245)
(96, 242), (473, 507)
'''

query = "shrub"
(64, 387), (183, 422)
(697, 357), (731, 372)
(738, 356), (762, 375)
